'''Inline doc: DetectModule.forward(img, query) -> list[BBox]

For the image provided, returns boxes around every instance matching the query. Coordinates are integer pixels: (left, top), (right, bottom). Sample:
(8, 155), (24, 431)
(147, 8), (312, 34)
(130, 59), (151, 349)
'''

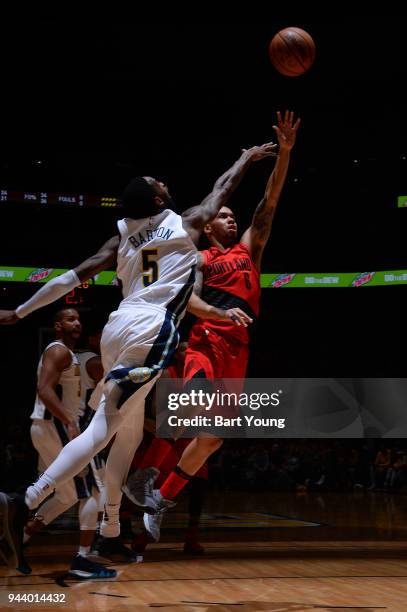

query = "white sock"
(100, 504), (120, 538)
(25, 474), (56, 510)
(78, 545), (91, 557)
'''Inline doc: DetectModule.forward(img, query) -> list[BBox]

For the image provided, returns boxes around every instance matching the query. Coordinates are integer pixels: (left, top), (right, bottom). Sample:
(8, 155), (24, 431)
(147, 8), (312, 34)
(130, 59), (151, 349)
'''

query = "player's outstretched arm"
(241, 110), (300, 271)
(0, 235), (119, 325)
(182, 144), (277, 245)
(187, 293), (253, 327)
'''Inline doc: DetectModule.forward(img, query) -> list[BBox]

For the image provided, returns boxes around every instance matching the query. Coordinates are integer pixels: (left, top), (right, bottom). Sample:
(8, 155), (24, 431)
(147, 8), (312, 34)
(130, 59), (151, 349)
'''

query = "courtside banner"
(261, 271), (407, 287)
(4, 266), (407, 287)
(155, 378), (407, 439)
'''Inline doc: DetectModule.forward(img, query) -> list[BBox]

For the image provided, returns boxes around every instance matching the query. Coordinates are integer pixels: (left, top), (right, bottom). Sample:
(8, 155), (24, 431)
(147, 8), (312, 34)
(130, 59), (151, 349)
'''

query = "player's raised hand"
(0, 310), (19, 325)
(242, 142), (278, 161)
(273, 110), (300, 151)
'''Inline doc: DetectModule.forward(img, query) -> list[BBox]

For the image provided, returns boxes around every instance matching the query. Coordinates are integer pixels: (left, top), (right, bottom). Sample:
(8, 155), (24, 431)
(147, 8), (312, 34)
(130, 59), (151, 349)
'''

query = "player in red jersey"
(124, 111), (300, 540)
(123, 343), (209, 554)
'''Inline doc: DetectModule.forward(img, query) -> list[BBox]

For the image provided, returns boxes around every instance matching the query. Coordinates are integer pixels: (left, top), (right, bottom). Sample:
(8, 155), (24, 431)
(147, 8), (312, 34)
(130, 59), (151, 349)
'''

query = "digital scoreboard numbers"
(0, 189), (119, 208)
(65, 282), (91, 305)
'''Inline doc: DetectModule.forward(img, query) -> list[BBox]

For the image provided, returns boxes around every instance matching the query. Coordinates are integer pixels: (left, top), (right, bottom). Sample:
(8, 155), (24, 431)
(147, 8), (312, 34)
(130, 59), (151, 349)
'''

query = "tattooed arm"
(240, 111), (300, 271)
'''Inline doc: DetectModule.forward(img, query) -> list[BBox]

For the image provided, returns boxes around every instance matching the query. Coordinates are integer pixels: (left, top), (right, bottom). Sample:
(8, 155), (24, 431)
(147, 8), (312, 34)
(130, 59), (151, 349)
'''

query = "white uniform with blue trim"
(33, 210), (197, 538)
(31, 341), (81, 420)
(76, 351), (106, 496)
(100, 209), (197, 376)
(30, 342), (92, 525)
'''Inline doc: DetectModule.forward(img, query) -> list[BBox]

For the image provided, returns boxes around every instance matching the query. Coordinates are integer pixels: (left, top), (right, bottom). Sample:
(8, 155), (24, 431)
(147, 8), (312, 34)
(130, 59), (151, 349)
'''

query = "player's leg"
(183, 476), (207, 555)
(123, 327), (219, 511)
(26, 421), (79, 538)
(68, 489), (116, 579)
(151, 331), (226, 500)
(90, 399), (149, 563)
(24, 377), (137, 508)
(0, 371), (156, 576)
(143, 337), (248, 542)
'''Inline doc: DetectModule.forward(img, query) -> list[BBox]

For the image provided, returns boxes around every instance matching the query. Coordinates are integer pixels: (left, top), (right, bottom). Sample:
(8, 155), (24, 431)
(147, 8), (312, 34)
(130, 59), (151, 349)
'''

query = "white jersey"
(31, 341), (81, 421)
(76, 351), (99, 417)
(116, 209), (197, 316)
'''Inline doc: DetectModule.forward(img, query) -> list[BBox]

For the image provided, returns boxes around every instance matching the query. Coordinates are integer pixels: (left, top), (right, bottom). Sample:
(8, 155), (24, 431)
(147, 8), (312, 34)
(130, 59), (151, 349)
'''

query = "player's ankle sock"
(100, 504), (120, 537)
(25, 474), (56, 509)
(78, 545), (91, 556)
(160, 466), (192, 500)
(139, 438), (173, 470)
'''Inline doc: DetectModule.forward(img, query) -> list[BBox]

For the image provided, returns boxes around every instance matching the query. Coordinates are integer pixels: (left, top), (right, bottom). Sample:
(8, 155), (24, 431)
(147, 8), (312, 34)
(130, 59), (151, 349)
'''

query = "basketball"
(269, 27), (315, 77)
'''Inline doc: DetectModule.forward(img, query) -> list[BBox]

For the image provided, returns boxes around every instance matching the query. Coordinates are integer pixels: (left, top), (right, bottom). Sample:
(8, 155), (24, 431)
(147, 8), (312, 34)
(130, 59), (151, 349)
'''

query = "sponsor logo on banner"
(304, 276), (340, 284)
(351, 272), (375, 287)
(0, 270), (14, 278)
(271, 273), (296, 288)
(384, 273), (407, 282)
(26, 268), (54, 283)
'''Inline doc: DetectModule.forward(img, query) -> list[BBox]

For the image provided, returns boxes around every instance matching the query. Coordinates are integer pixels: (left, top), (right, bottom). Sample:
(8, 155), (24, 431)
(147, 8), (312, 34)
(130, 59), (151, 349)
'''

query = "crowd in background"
(2, 423), (406, 496)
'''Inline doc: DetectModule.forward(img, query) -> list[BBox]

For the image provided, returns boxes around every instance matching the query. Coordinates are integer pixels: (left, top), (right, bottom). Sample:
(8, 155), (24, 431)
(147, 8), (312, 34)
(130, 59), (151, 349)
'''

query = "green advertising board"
(2, 266), (407, 288)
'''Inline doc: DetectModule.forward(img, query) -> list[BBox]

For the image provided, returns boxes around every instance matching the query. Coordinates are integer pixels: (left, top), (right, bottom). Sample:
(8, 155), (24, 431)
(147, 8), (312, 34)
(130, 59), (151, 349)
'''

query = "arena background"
(1, 15), (407, 514)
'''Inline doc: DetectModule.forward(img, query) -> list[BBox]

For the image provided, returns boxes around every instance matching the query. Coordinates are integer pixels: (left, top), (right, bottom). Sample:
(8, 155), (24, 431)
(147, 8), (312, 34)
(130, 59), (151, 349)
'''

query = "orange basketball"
(269, 27), (316, 77)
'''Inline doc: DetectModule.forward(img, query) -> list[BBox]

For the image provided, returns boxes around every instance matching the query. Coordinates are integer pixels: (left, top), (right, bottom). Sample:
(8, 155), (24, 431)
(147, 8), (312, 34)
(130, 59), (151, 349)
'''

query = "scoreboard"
(0, 189), (119, 208)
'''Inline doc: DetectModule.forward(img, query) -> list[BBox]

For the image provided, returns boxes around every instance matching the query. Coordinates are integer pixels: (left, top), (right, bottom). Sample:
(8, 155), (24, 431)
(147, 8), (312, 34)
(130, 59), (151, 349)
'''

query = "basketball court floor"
(1, 491), (407, 610)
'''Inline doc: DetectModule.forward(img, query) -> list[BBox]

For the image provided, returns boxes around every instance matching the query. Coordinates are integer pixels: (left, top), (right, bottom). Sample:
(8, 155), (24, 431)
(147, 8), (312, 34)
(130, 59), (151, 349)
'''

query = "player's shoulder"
(236, 242), (251, 255)
(42, 341), (73, 367)
(44, 341), (71, 356)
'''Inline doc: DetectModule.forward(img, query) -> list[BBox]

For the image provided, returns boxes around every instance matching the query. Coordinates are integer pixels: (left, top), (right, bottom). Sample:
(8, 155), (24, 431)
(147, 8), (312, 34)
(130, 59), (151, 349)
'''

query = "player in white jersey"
(23, 308), (115, 578)
(0, 141), (276, 571)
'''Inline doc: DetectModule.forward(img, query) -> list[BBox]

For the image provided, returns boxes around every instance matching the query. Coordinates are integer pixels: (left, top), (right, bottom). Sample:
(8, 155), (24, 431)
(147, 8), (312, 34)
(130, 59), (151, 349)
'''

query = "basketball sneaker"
(69, 554), (116, 579)
(142, 490), (176, 542)
(122, 467), (160, 508)
(0, 492), (31, 574)
(90, 534), (141, 563)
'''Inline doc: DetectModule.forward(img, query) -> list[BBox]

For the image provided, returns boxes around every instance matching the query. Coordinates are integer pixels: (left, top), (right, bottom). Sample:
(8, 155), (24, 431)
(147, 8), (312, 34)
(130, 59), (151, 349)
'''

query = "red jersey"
(197, 242), (260, 344)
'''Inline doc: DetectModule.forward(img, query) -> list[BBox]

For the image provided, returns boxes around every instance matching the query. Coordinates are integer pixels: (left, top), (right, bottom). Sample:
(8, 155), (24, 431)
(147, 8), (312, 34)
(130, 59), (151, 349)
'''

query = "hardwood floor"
(1, 492), (407, 610)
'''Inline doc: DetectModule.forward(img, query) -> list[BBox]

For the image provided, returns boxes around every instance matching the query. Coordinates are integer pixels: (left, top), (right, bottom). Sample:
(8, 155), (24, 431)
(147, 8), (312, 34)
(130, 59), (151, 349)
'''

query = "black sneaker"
(0, 492), (31, 574)
(90, 535), (141, 563)
(68, 554), (117, 579)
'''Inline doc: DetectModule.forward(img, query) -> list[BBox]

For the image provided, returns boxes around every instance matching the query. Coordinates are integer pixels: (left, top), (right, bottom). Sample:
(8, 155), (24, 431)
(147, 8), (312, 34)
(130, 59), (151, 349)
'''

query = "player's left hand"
(0, 310), (19, 325)
(273, 110), (301, 151)
(242, 142), (278, 160)
(223, 307), (253, 327)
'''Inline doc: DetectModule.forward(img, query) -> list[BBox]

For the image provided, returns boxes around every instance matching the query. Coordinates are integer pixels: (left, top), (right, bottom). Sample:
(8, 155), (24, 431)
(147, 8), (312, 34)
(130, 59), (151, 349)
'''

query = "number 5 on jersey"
(142, 249), (159, 287)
